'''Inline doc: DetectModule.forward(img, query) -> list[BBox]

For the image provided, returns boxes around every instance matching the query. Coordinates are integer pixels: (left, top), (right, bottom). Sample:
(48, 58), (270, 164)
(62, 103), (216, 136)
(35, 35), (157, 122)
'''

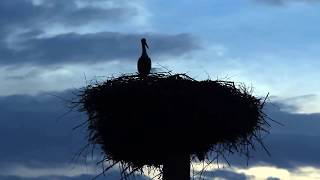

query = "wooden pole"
(163, 153), (190, 180)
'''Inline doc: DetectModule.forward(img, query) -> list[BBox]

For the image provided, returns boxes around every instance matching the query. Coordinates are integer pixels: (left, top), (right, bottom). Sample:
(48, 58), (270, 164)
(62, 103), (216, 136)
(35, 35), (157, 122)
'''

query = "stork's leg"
(163, 153), (190, 180)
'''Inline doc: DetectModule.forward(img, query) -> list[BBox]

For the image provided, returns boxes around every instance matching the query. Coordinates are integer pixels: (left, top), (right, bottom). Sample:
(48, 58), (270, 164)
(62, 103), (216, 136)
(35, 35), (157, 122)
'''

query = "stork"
(137, 38), (151, 77)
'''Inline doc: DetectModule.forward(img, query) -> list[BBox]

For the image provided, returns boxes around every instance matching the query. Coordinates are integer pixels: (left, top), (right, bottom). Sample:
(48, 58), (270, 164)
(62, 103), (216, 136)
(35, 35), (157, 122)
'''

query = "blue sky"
(0, 0), (320, 179)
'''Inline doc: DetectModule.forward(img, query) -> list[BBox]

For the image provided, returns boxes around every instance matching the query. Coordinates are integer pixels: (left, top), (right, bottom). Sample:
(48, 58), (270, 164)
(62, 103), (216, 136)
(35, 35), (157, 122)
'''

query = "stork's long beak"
(145, 42), (149, 49)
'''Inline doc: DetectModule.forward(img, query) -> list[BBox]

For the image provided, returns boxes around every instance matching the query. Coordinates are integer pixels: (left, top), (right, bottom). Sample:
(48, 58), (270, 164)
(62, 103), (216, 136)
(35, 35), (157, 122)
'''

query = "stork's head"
(141, 38), (149, 49)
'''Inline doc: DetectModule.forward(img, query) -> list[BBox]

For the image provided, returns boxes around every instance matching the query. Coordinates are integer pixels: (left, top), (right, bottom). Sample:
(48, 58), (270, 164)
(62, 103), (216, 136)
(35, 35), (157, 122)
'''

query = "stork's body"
(137, 38), (151, 77)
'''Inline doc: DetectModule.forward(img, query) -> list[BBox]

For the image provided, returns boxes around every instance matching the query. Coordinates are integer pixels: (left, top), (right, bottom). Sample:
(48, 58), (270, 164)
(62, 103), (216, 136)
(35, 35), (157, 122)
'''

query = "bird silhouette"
(137, 38), (151, 77)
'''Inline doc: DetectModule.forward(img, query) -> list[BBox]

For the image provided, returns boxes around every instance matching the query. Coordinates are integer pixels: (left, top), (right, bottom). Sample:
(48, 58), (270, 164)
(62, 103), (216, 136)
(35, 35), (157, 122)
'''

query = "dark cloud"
(0, 32), (199, 65)
(249, 133), (320, 169)
(0, 90), (86, 164)
(265, 102), (320, 136)
(222, 102), (320, 169)
(0, 0), (134, 29)
(251, 104), (320, 169)
(0, 0), (200, 66)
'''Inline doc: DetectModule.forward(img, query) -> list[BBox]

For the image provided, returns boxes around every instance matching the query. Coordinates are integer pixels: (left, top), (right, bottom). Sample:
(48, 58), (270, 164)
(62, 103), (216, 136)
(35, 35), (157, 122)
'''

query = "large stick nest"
(76, 72), (269, 177)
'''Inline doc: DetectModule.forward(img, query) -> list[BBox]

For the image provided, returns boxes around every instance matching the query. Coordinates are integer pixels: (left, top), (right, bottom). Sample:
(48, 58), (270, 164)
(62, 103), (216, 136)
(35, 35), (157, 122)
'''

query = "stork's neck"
(141, 43), (147, 56)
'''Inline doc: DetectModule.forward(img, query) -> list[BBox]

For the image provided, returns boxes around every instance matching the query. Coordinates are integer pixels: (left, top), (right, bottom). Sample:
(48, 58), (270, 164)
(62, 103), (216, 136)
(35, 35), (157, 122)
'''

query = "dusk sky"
(1, 0), (320, 179)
